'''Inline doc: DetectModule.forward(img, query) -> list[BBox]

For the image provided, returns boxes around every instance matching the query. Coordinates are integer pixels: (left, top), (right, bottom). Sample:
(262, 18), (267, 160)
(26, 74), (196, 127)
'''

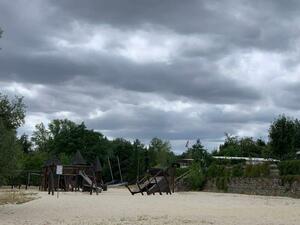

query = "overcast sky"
(1, 0), (300, 153)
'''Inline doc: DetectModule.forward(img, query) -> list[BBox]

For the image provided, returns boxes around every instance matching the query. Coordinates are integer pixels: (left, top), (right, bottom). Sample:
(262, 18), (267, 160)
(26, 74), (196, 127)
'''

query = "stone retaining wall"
(203, 177), (300, 198)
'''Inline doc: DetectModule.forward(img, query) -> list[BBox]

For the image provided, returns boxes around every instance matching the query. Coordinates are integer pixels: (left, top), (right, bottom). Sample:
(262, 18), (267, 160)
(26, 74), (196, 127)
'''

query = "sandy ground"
(0, 188), (299, 225)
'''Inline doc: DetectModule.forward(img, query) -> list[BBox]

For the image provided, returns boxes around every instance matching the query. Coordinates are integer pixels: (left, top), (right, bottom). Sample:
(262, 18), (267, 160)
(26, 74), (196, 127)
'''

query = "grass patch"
(0, 189), (37, 205)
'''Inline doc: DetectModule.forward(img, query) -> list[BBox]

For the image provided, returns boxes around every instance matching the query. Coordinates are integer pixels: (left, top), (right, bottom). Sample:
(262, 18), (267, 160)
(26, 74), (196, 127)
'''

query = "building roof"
(213, 156), (280, 162)
(176, 159), (194, 164)
(71, 150), (86, 165)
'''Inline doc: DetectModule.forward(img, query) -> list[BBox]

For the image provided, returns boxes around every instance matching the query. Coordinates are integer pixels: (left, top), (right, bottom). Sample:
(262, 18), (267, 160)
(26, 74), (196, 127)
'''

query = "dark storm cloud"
(1, 0), (300, 151)
(54, 0), (300, 51)
(273, 82), (300, 110)
(84, 104), (236, 140)
(0, 41), (260, 104)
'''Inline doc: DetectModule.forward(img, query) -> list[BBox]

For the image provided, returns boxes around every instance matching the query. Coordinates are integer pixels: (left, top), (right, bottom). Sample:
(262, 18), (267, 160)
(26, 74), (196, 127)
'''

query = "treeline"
(0, 93), (300, 186)
(26, 119), (177, 182)
(213, 115), (300, 160)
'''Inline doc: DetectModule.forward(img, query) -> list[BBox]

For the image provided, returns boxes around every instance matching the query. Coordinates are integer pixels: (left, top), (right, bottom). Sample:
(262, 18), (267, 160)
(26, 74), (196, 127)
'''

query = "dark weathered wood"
(153, 177), (162, 195)
(127, 166), (176, 196)
(26, 172), (30, 190)
(41, 153), (104, 195)
(136, 182), (144, 195)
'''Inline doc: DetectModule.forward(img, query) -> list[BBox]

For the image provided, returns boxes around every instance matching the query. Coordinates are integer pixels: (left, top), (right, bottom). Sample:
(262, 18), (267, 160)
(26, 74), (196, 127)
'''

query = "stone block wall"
(203, 177), (300, 198)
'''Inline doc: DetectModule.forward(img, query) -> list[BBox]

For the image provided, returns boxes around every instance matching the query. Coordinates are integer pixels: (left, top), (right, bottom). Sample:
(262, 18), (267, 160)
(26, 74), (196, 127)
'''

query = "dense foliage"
(278, 160), (300, 175)
(269, 115), (300, 159)
(0, 94), (25, 185)
(184, 163), (205, 190)
(214, 134), (268, 158)
(29, 120), (176, 182)
(213, 115), (300, 160)
(207, 162), (270, 179)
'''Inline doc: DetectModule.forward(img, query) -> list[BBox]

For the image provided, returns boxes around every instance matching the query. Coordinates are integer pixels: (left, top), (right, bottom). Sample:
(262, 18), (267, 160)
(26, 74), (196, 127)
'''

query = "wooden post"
(172, 167), (175, 193)
(163, 174), (172, 195)
(57, 175), (60, 198)
(51, 171), (54, 195)
(90, 179), (93, 195)
(145, 177), (151, 195)
(117, 156), (123, 183)
(136, 182), (144, 195)
(75, 175), (78, 192)
(137, 157), (140, 181)
(26, 172), (30, 190)
(107, 157), (114, 182)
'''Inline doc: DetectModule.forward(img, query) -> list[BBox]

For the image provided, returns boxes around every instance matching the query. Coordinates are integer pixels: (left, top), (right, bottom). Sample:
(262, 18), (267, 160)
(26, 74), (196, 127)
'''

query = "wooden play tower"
(41, 150), (105, 195)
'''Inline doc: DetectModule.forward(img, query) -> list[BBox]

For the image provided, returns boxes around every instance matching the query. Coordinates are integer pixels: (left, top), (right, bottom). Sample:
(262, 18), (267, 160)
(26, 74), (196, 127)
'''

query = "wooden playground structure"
(11, 150), (186, 197)
(126, 166), (176, 195)
(41, 151), (105, 195)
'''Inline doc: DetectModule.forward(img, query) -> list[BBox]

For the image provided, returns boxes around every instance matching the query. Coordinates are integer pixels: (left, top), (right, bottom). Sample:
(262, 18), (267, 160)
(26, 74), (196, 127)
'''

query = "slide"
(79, 170), (101, 191)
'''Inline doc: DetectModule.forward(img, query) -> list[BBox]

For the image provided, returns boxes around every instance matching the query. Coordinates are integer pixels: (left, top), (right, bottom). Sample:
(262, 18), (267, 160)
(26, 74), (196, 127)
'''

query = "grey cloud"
(53, 0), (300, 52)
(1, 0), (300, 152)
(273, 82), (300, 110)
(0, 46), (260, 104)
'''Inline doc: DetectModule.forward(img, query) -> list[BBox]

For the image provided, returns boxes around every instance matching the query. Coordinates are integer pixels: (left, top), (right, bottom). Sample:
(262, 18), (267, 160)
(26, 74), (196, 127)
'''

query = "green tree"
(239, 137), (263, 157)
(185, 163), (205, 190)
(186, 139), (211, 169)
(108, 138), (134, 181)
(132, 139), (146, 179)
(148, 137), (174, 167)
(32, 119), (109, 160)
(294, 119), (300, 150)
(216, 134), (266, 158)
(0, 94), (26, 129)
(18, 134), (32, 154)
(31, 122), (50, 152)
(0, 119), (23, 185)
(217, 134), (241, 156)
(0, 93), (25, 185)
(269, 115), (296, 159)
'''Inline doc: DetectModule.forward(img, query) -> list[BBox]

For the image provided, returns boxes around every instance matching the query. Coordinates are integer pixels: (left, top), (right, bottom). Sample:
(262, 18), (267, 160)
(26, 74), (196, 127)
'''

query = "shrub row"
(278, 160), (300, 175)
(207, 163), (270, 178)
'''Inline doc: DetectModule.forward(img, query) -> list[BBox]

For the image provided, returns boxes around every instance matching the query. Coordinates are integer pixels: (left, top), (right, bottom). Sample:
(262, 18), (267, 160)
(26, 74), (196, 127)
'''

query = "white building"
(212, 156), (279, 165)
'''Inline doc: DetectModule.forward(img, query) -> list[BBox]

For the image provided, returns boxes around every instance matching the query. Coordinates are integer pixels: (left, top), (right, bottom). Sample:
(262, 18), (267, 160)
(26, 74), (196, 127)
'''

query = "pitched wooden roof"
(72, 150), (86, 165)
(94, 156), (102, 172)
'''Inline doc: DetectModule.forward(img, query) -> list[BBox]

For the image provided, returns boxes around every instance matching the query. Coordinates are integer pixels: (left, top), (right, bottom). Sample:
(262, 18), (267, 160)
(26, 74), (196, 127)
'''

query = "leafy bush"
(216, 177), (229, 191)
(244, 163), (270, 177)
(207, 163), (229, 178)
(185, 163), (205, 190)
(260, 163), (271, 177)
(23, 151), (48, 171)
(175, 167), (190, 177)
(232, 164), (244, 177)
(278, 160), (300, 175)
(213, 158), (246, 165)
